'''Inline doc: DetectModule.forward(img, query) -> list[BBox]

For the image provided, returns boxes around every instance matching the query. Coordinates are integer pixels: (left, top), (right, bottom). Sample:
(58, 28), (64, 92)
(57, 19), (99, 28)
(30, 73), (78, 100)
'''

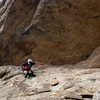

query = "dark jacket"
(21, 62), (36, 71)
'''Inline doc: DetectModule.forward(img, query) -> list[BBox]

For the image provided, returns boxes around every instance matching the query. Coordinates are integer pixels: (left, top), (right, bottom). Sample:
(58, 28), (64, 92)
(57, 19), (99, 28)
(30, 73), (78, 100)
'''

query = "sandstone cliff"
(0, 1), (100, 100)
(0, 0), (100, 65)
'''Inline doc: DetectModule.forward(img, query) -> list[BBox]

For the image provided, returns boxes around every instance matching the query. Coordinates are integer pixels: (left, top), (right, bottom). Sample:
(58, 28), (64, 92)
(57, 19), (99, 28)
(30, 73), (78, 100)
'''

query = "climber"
(21, 59), (39, 78)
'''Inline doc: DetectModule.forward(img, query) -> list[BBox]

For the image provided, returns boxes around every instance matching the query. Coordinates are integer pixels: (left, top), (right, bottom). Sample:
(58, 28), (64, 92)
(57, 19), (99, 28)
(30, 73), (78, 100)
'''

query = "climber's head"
(28, 59), (32, 63)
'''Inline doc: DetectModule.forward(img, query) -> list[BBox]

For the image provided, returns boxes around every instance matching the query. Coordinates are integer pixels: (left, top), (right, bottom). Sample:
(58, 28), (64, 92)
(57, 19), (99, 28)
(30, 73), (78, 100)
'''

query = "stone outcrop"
(75, 46), (100, 68)
(0, 0), (100, 65)
(0, 65), (100, 100)
(92, 90), (100, 100)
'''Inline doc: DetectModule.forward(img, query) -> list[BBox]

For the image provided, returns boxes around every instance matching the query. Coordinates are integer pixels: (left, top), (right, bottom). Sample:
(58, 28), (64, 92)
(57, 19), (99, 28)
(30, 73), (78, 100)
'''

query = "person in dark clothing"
(21, 59), (38, 78)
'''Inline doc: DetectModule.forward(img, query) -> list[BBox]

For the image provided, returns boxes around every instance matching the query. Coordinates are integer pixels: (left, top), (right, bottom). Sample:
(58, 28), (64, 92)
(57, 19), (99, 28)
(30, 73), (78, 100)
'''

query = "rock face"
(0, 0), (14, 33)
(0, 65), (100, 100)
(92, 91), (100, 100)
(0, 0), (100, 65)
(75, 46), (100, 68)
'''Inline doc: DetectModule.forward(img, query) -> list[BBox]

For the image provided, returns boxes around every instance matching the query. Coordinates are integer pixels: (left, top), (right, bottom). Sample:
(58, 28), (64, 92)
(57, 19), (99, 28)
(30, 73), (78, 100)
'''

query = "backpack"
(21, 63), (29, 71)
(21, 62), (36, 71)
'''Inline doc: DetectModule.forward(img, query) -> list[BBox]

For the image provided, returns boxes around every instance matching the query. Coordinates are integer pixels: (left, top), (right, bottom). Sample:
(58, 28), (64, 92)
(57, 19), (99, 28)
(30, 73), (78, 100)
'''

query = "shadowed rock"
(0, 0), (100, 65)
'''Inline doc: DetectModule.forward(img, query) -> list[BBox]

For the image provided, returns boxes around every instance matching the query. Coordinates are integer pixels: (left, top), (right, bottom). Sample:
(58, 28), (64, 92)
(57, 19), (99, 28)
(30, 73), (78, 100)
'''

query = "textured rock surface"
(92, 90), (100, 100)
(0, 0), (14, 33)
(0, 65), (100, 100)
(0, 0), (100, 65)
(75, 46), (100, 68)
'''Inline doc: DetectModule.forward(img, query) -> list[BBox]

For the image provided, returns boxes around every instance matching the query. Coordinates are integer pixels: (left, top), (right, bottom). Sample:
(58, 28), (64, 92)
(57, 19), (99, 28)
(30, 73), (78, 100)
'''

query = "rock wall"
(76, 46), (100, 68)
(0, 0), (100, 65)
(0, 65), (100, 100)
(0, 0), (14, 33)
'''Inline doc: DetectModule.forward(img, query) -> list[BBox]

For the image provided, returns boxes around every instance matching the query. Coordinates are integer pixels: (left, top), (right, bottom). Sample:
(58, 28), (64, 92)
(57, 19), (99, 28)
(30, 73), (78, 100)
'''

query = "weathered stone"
(78, 46), (100, 68)
(0, 65), (100, 100)
(63, 82), (74, 90)
(0, 67), (8, 78)
(50, 80), (59, 86)
(35, 87), (51, 94)
(2, 71), (22, 80)
(37, 97), (62, 100)
(92, 91), (100, 100)
(61, 92), (81, 99)
(0, 0), (100, 65)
